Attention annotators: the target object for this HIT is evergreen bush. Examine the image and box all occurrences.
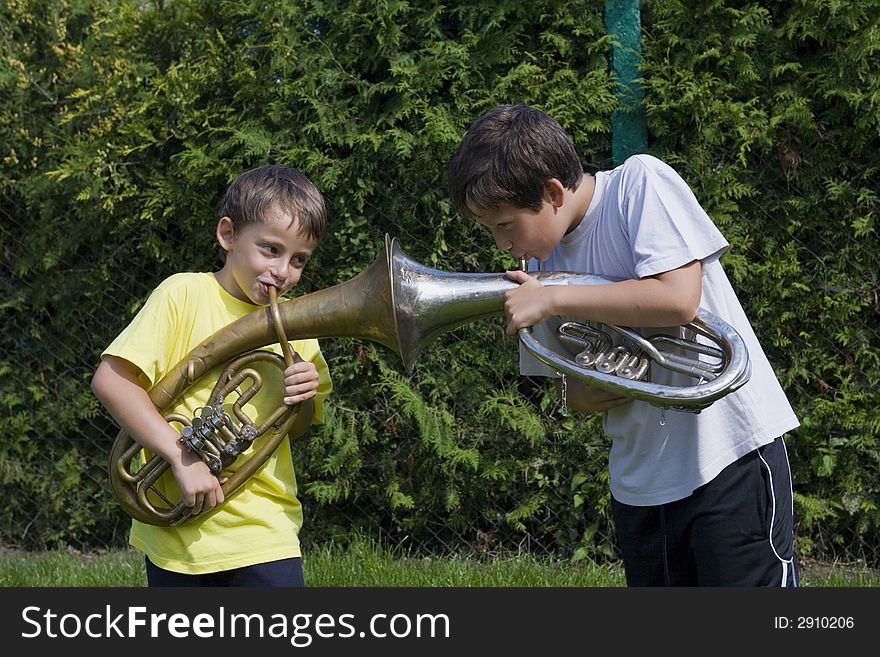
[1,0,877,565]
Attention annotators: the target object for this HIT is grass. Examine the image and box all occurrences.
[1,539,878,587]
[0,538,625,587]
[305,539,626,587]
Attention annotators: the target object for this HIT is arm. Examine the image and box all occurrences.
[509,260,703,414]
[502,259,703,336]
[92,355,225,513]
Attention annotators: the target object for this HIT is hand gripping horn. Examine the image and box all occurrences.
[109,234,750,524]
[108,287,307,526]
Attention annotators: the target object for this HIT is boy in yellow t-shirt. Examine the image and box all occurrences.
[92,165,332,586]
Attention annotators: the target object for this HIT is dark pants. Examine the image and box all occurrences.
[145,556,304,587]
[611,436,798,587]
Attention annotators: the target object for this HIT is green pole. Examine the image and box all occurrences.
[605,0,647,164]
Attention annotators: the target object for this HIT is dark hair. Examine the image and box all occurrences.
[219,164,327,242]
[448,104,583,217]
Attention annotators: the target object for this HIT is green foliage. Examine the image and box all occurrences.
[2,0,878,566]
[640,0,880,562]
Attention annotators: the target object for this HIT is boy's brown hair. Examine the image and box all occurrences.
[448,104,583,218]
[220,164,327,242]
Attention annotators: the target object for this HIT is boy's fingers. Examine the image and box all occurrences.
[504,269,530,284]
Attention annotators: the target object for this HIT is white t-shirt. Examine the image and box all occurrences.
[521,155,799,506]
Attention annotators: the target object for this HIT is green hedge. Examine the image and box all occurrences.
[1,0,877,564]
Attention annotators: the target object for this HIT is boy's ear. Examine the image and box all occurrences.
[544,178,566,208]
[216,216,235,251]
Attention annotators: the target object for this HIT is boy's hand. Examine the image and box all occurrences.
[282,358,319,405]
[559,376,630,413]
[170,449,226,515]
[503,269,552,335]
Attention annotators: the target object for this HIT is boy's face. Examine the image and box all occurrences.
[215,204,317,305]
[473,199,569,264]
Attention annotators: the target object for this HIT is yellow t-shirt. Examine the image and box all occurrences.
[103,272,332,574]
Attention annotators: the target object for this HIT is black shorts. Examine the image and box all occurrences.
[610,435,798,587]
[145,556,304,587]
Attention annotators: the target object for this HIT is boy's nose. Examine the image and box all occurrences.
[269,263,288,286]
[276,263,301,287]
[495,237,513,252]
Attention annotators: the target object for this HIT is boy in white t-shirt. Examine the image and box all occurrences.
[448,104,800,586]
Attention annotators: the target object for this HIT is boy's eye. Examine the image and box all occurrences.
[291,256,308,268]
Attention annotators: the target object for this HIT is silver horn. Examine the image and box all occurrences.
[387,238,750,413]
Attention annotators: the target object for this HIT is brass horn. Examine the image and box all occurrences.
[110,234,750,525]
[109,287,305,526]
